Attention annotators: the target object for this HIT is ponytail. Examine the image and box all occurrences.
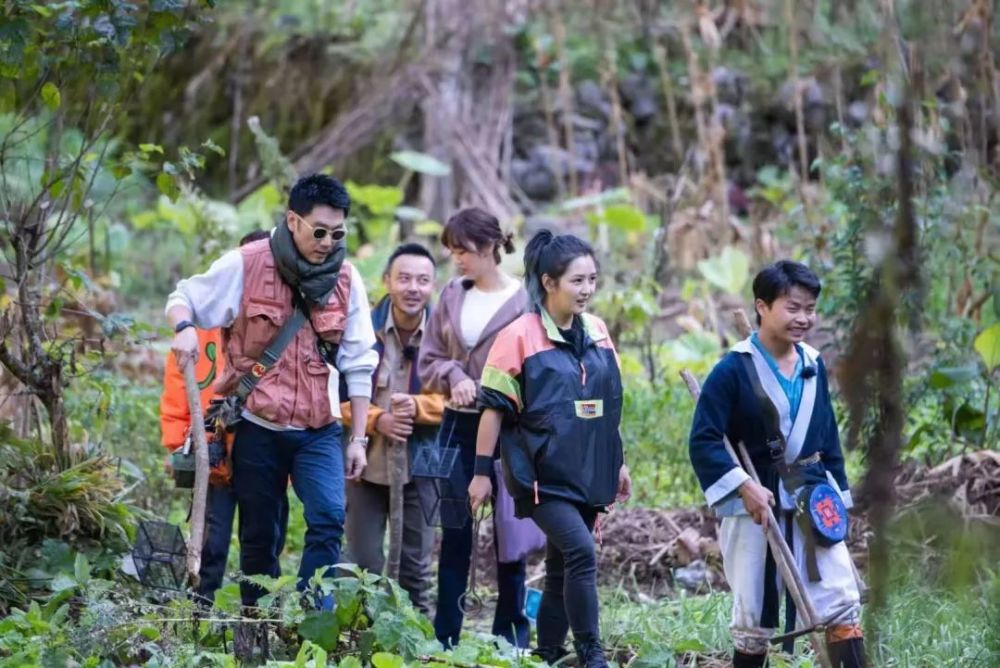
[523,229,597,306]
[501,231,516,256]
[524,230,555,305]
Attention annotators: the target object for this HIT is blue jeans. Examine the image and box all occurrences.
[433,410,530,648]
[196,482,289,603]
[232,420,346,607]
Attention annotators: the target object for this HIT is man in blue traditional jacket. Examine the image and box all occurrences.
[689,261,865,667]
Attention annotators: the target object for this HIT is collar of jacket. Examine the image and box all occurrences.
[537,306,607,345]
[370,295,429,396]
[371,295,430,338]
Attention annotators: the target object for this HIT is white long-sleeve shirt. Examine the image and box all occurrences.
[165,250,378,428]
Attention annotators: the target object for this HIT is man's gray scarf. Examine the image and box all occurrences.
[269,220,346,306]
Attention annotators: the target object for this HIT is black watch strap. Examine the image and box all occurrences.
[174,320,195,334]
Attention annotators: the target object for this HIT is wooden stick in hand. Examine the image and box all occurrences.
[181,360,210,589]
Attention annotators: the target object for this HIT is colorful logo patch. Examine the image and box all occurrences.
[574,400,604,419]
[250,362,267,378]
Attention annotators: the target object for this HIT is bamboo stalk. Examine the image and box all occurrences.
[652,40,684,163]
[783,0,810,183]
[553,12,578,197]
[181,360,210,588]
[603,45,630,191]
[536,24,566,201]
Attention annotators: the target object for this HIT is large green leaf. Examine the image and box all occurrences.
[974,323,1000,371]
[390,151,451,176]
[928,365,980,389]
[602,204,647,232]
[298,611,341,651]
[371,653,405,668]
[346,182,403,215]
[697,246,750,295]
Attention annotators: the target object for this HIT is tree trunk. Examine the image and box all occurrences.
[419,0,519,223]
[419,0,461,224]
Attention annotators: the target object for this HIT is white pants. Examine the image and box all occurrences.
[720,514,861,654]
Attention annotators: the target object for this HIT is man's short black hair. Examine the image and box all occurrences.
[288,173,350,217]
[384,242,436,275]
[752,260,822,324]
[239,229,270,246]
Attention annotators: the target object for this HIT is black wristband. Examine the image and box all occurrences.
[174,319,195,334]
[474,455,494,477]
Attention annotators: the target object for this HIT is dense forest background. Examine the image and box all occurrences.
[1,1,998,666]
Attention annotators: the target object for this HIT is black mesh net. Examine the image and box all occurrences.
[132,520,187,590]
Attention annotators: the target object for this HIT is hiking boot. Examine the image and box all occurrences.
[532,644,571,665]
[572,635,608,668]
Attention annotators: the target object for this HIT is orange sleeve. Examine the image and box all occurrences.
[159,329,225,449]
[340,400,384,436]
[413,391,445,426]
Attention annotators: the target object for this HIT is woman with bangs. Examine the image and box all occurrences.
[418,207,532,648]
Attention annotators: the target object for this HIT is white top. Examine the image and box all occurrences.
[459,279,521,349]
[165,249,379,430]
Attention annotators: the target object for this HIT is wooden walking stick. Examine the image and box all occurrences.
[385,393,414,581]
[679,369,833,667]
[731,308,868,601]
[181,358,210,588]
[386,440,405,581]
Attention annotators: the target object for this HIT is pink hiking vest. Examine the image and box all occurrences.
[215,238,352,428]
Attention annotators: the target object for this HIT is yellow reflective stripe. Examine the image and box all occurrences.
[481,366,523,410]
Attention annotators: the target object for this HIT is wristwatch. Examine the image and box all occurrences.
[349,435,369,449]
[174,319,195,334]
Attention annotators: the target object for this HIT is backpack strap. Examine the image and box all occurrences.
[738,353,787,467]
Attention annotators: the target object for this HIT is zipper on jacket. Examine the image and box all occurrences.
[580,361,587,386]
[533,480,540,505]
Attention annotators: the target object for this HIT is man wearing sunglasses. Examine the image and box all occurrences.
[165,174,378,617]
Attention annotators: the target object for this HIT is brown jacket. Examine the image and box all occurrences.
[417,277,530,394]
[340,306,445,484]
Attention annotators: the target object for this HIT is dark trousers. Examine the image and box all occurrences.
[531,499,600,647]
[196,481,289,603]
[232,420,345,607]
[433,409,530,648]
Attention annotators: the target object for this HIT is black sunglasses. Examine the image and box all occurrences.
[311,227,347,241]
[296,214,347,241]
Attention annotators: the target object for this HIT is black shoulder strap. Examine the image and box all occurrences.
[234,299,311,402]
[738,353,787,461]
